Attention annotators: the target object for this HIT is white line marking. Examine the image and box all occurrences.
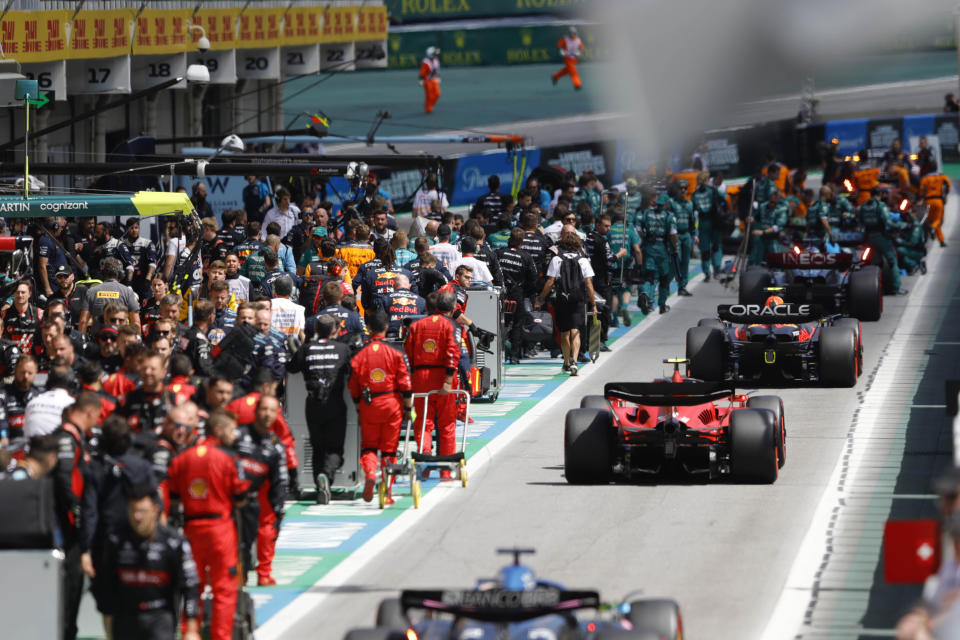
[744,76,958,106]
[254,279,705,640]
[760,201,957,640]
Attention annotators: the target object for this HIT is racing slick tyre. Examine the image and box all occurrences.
[738,267,771,305]
[729,409,778,483]
[848,266,882,321]
[627,599,683,640]
[375,598,407,630]
[835,318,863,375]
[819,326,858,387]
[686,327,724,382]
[747,396,786,468]
[564,408,614,484]
[697,318,725,331]
[343,630,406,640]
[580,395,610,410]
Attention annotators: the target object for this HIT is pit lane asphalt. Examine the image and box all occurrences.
[271,235,949,640]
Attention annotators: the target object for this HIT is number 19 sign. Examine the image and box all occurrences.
[190,51,238,85]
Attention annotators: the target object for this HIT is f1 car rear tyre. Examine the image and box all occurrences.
[834,318,863,375]
[375,598,407,630]
[697,318,725,331]
[343,630,406,640]
[747,396,786,468]
[819,326,858,387]
[739,267,771,305]
[581,395,609,410]
[848,266,882,321]
[627,599,683,640]
[729,409,778,483]
[564,408,613,484]
[686,327,724,382]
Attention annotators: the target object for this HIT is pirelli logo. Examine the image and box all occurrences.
[96,291,120,299]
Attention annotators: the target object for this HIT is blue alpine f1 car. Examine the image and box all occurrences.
[343,549,683,640]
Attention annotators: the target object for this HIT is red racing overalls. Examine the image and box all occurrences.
[167,438,249,640]
[404,314,460,463]
[348,336,412,484]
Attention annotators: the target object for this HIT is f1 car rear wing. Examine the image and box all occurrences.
[603,381,736,406]
[716,303,825,325]
[764,252,853,269]
[400,587,601,622]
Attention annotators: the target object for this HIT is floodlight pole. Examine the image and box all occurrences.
[23,94,29,199]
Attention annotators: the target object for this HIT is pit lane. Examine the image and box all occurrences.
[249,189,957,639]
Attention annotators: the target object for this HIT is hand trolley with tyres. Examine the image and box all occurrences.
[379,389,471,509]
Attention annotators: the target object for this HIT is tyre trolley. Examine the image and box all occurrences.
[378,389,471,509]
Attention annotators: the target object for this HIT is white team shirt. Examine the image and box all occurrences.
[270,296,305,336]
[428,241,461,274]
[456,256,494,283]
[24,388,75,437]
[546,253,595,280]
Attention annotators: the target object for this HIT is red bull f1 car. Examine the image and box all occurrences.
[564,360,786,485]
[739,247,883,321]
[685,303,862,387]
[344,548,683,640]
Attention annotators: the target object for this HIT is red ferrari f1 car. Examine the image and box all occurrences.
[564,360,785,484]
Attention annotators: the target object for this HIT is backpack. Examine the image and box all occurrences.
[555,253,585,306]
[211,321,260,377]
[299,275,328,315]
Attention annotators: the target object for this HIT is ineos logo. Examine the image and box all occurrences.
[780,252,838,266]
[727,304,810,317]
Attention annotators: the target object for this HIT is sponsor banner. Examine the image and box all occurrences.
[867,118,902,157]
[935,115,960,162]
[700,133,742,174]
[358,5,389,40]
[4,5,384,62]
[384,0,587,21]
[237,8,283,49]
[825,118,868,157]
[387,23,605,69]
[903,114,936,150]
[175,175,246,221]
[450,148,541,206]
[132,9,191,56]
[0,10,71,63]
[282,7,323,47]
[194,8,241,52]
[540,142,613,184]
[68,10,130,59]
[322,6,359,44]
